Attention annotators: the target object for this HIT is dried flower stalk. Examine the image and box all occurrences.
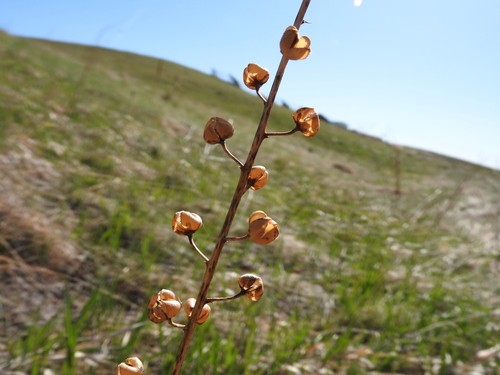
[170,1,313,374]
[115,1,316,373]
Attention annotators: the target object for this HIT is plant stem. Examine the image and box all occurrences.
[171,1,311,373]
[256,89,268,103]
[221,141,244,167]
[206,290,246,303]
[225,233,250,241]
[266,128,299,137]
[188,235,209,263]
[167,319,186,330]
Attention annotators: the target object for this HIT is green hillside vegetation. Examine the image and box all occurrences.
[1,31,499,374]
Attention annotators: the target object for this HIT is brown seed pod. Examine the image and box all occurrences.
[248,210,280,245]
[243,63,270,90]
[238,274,264,301]
[116,357,144,375]
[172,211,203,236]
[183,298,211,324]
[248,210,267,223]
[148,289,181,323]
[203,117,234,144]
[293,107,320,137]
[280,26,311,60]
[248,166,269,190]
[147,292,166,323]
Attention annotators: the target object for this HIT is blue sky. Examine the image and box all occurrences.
[1,0,499,169]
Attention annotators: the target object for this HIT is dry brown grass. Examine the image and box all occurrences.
[0,137,89,328]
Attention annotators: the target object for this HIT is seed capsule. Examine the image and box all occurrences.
[243,63,270,90]
[238,274,264,301]
[148,289,181,323]
[293,107,320,137]
[116,357,144,375]
[172,211,203,236]
[203,117,234,144]
[248,166,269,190]
[279,26,311,60]
[248,210,280,245]
[183,298,211,324]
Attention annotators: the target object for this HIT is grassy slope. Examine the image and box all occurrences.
[1,31,499,374]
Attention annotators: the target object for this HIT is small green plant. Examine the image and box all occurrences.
[116,1,319,374]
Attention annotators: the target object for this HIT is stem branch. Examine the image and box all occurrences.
[265,128,299,137]
[225,233,250,242]
[167,319,186,330]
[188,235,209,263]
[256,89,268,103]
[206,290,246,303]
[221,141,244,167]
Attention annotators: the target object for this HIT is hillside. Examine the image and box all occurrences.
[0,31,499,374]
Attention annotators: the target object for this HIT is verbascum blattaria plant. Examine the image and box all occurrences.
[116,1,319,373]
